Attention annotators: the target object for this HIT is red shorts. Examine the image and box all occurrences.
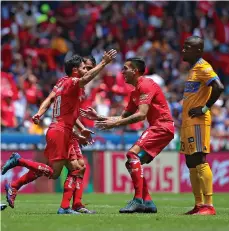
[68,135,83,160]
[136,122,174,158]
[44,128,71,162]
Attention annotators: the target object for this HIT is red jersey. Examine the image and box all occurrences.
[125,76,173,127]
[49,76,82,132]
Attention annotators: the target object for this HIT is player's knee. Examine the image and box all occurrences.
[51,171,61,180]
[125,161,130,169]
[79,164,86,175]
[126,151,139,161]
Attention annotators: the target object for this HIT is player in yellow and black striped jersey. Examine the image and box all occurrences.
[181,36,224,215]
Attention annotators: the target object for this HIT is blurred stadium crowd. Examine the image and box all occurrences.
[1,1,229,137]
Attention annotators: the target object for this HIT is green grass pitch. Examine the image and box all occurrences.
[1,193,229,231]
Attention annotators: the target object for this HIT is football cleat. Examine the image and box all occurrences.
[57,207,80,215]
[5,183,18,208]
[1,203,7,211]
[143,200,157,213]
[193,205,216,215]
[184,205,202,215]
[75,207,96,214]
[119,198,145,213]
[2,153,21,175]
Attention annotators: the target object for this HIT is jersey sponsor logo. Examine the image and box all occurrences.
[72,78,78,85]
[184,81,201,93]
[139,94,148,101]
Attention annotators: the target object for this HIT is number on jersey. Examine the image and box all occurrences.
[53,95,61,117]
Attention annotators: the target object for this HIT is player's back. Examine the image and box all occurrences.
[50,76,81,132]
[131,76,173,126]
[182,58,219,127]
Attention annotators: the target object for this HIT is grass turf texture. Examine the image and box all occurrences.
[1,193,229,231]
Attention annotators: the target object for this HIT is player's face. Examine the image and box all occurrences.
[84,59,95,71]
[182,41,199,62]
[122,61,136,84]
[76,62,87,77]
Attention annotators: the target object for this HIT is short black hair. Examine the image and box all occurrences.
[186,36,204,49]
[64,54,84,76]
[126,57,146,75]
[83,55,96,66]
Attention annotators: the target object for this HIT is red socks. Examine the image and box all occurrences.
[18,158,53,177]
[72,177,84,210]
[60,170,80,209]
[142,177,152,201]
[11,170,41,190]
[126,151,143,199]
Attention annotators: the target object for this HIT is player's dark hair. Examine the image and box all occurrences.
[186,36,204,49]
[64,54,84,76]
[126,57,146,75]
[83,55,96,66]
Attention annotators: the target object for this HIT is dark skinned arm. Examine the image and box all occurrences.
[188,79,224,118]
[205,79,224,108]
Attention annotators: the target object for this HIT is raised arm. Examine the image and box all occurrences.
[79,49,117,88]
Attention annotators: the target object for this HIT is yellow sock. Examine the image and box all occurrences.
[196,163,213,205]
[189,168,204,206]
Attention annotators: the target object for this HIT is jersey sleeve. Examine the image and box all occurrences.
[52,84,58,93]
[52,78,65,93]
[138,80,156,105]
[199,64,219,86]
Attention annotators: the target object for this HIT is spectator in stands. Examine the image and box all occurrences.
[1,1,228,135]
[1,90,17,132]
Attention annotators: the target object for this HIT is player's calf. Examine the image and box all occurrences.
[2,152,53,177]
[50,160,66,179]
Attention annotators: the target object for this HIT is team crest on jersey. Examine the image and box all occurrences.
[139,94,148,101]
[188,137,194,143]
[72,78,78,85]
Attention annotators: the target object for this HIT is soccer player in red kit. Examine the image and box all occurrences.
[2,50,117,214]
[80,57,175,213]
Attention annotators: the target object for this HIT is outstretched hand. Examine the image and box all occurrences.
[80,107,99,120]
[81,128,95,145]
[102,49,117,64]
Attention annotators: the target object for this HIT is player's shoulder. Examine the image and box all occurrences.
[138,76,157,87]
[56,76,68,85]
[194,59,214,72]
